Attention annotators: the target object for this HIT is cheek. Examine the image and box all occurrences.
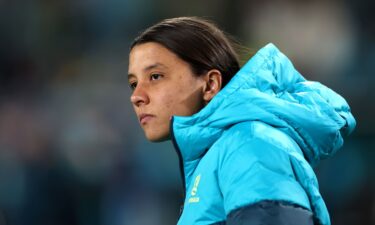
[154,88,181,117]
[162,93,177,115]
[164,88,203,116]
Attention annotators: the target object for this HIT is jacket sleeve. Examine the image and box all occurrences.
[218,135,315,224]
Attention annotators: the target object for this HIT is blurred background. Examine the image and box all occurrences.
[0,0,374,224]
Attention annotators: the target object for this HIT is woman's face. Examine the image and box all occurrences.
[128,42,207,142]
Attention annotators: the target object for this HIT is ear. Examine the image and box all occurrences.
[203,69,222,103]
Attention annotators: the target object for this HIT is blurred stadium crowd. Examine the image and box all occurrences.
[0,0,374,224]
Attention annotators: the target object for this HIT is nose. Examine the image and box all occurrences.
[130,84,149,107]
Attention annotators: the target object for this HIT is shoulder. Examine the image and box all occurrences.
[216,121,296,177]
[217,120,302,160]
[214,121,311,215]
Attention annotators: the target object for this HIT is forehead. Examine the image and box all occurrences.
[128,42,183,72]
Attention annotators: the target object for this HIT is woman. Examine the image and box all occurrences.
[127,17,356,225]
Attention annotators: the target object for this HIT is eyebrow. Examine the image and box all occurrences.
[128,63,168,79]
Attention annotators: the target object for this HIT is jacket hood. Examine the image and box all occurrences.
[172,43,356,167]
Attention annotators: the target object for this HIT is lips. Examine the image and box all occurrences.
[139,113,155,125]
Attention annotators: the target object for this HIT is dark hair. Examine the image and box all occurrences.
[130,17,241,88]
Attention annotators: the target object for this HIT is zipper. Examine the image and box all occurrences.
[170,117,186,218]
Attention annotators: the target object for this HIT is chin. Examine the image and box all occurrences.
[145,131,170,142]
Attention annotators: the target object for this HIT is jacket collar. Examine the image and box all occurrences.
[171,43,356,167]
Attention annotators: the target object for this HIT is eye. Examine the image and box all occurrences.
[129,81,137,90]
[150,73,162,81]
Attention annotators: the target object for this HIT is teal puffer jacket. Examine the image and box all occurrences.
[171,43,356,225]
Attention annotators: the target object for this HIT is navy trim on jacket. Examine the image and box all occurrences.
[210,200,315,225]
